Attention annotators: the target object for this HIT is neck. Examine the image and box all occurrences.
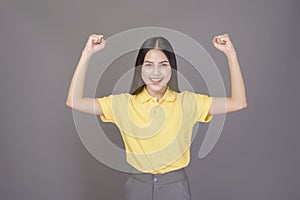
[145,85,167,102]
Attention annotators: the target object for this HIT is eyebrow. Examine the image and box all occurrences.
[144,60,169,63]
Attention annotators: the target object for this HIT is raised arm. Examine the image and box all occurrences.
[65,34,106,115]
[208,34,248,115]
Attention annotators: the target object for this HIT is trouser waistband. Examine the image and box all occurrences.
[130,168,187,185]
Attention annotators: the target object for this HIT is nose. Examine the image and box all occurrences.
[152,64,160,75]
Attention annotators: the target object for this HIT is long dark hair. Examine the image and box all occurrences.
[129,36,180,95]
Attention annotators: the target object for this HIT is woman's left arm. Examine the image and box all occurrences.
[209,33,248,115]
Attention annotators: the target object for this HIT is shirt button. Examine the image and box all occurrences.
[153,177,158,182]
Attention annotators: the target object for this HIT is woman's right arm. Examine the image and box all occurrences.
[65,34,106,115]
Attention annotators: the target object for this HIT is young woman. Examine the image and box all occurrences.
[66,33,247,200]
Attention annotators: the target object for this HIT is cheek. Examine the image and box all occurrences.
[143,67,152,74]
[163,68,172,78]
[161,67,170,74]
[141,67,150,81]
[144,68,152,74]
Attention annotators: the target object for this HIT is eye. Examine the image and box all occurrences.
[160,63,169,68]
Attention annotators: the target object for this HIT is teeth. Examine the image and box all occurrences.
[150,78,163,82]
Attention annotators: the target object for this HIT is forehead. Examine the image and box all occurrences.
[144,49,169,61]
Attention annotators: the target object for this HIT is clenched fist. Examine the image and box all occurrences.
[212,33,236,55]
[83,34,106,56]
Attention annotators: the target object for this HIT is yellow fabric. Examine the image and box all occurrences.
[97,86,213,174]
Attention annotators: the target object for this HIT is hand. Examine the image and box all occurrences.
[212,33,236,55]
[83,34,106,56]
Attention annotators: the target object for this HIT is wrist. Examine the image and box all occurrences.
[225,51,237,58]
[81,49,93,59]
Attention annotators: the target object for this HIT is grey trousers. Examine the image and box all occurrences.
[122,168,191,200]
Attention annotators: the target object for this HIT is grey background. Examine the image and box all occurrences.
[0,0,299,200]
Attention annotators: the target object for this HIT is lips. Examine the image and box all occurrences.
[149,77,164,85]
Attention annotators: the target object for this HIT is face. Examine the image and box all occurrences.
[141,49,172,93]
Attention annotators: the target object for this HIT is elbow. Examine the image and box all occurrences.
[65,100,73,108]
[237,101,248,110]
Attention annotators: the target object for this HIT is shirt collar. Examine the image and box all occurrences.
[138,86,176,103]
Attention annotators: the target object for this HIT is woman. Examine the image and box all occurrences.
[66,33,247,200]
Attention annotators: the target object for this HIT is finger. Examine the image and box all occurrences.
[96,35,106,43]
[216,36,225,44]
[92,37,103,44]
[90,34,104,43]
[218,35,231,44]
[212,35,227,45]
[212,39,222,47]
[212,36,219,43]
[218,34,230,41]
[100,36,105,42]
[90,36,99,44]
[219,33,229,37]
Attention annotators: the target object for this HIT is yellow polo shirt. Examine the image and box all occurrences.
[97,86,213,174]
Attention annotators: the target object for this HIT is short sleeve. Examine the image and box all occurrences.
[194,93,214,123]
[96,95,115,123]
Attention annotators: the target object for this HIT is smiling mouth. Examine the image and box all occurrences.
[149,78,164,83]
